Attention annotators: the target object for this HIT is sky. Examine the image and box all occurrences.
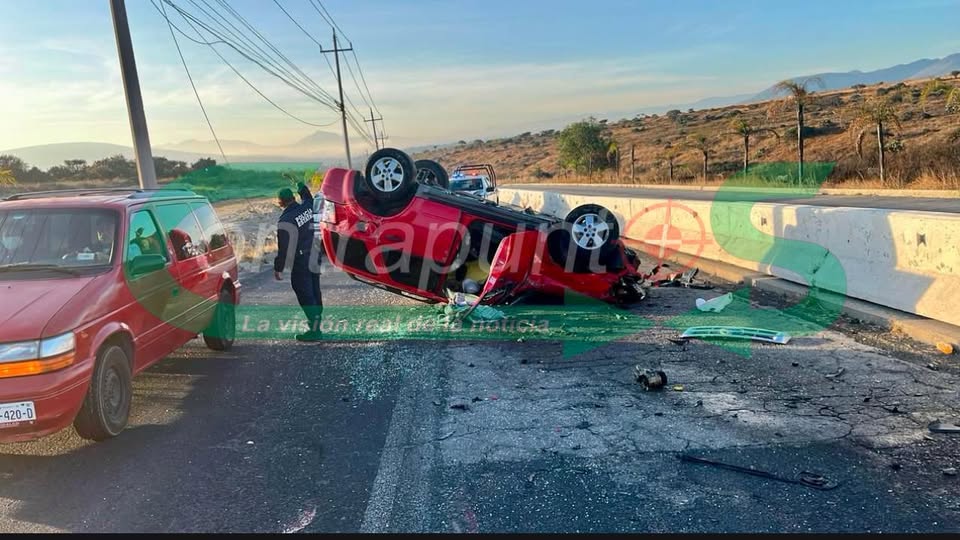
[0,0,958,158]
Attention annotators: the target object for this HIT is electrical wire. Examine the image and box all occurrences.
[160,0,228,165]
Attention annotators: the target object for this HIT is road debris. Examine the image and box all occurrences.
[672,385,685,392]
[281,506,317,534]
[678,454,839,491]
[825,367,846,379]
[928,420,960,434]
[437,430,456,441]
[944,467,958,476]
[633,366,668,390]
[937,342,955,355]
[450,403,470,411]
[680,326,791,344]
[696,293,733,313]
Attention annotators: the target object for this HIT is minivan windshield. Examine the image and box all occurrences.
[0,208,119,271]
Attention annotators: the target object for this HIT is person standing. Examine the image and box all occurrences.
[274,181,323,342]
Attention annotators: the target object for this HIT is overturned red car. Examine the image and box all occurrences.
[319,148,647,307]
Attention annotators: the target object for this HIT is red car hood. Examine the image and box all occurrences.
[0,277,95,342]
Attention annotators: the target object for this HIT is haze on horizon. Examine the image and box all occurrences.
[1,0,958,157]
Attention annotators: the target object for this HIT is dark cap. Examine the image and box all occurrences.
[277,187,294,202]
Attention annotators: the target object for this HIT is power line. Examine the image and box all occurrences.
[151,0,339,127]
[159,0,228,164]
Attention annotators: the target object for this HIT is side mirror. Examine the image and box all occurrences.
[486,185,496,193]
[127,254,166,276]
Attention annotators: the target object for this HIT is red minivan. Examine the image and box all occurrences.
[0,188,240,443]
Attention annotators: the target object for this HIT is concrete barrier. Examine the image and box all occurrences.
[500,187,960,328]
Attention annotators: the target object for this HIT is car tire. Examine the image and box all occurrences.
[203,288,236,351]
[74,344,132,441]
[549,204,621,273]
[363,148,417,203]
[415,159,449,188]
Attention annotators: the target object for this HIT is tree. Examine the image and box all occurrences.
[190,157,217,171]
[952,70,960,79]
[90,155,136,179]
[64,159,87,175]
[665,109,683,123]
[726,118,779,174]
[0,169,15,186]
[684,133,713,182]
[920,78,956,113]
[0,155,26,177]
[771,77,823,183]
[657,145,683,183]
[556,119,611,175]
[850,97,902,184]
[154,156,188,178]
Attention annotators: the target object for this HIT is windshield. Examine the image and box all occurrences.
[450,177,485,191]
[0,208,119,270]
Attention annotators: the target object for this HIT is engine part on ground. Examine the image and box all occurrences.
[678,454,839,491]
[634,367,667,390]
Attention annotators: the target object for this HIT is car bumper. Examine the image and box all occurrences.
[0,358,94,443]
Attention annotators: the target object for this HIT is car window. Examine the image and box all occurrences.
[125,209,168,263]
[0,208,118,268]
[155,202,208,261]
[190,202,228,251]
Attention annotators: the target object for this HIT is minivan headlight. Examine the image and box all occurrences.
[321,199,337,224]
[0,332,76,379]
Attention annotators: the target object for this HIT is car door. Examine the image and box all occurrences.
[154,202,214,336]
[122,207,182,367]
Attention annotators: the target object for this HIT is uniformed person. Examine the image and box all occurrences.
[274,181,323,342]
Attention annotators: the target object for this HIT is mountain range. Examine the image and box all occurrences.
[4,52,959,169]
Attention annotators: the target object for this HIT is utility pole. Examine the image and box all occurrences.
[364,108,384,150]
[110,0,157,188]
[630,144,635,183]
[320,32,354,169]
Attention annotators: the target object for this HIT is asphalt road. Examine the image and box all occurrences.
[2,261,960,533]
[506,185,960,214]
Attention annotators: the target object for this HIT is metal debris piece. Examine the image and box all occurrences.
[672,384,685,392]
[696,293,733,313]
[680,326,791,344]
[450,403,469,411]
[633,366,667,390]
[678,454,839,491]
[929,420,960,434]
[944,468,958,477]
[437,430,456,441]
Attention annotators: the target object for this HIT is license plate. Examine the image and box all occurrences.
[0,401,36,425]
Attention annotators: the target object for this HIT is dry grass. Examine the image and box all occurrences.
[414,77,960,191]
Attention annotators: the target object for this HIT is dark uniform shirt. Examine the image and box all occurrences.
[274,183,315,273]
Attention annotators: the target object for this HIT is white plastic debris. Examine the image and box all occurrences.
[696,292,733,313]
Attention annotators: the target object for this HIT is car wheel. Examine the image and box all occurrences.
[74,344,132,441]
[364,148,417,202]
[203,288,236,351]
[415,159,449,188]
[549,205,621,273]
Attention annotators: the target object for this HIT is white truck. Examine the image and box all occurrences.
[448,164,499,204]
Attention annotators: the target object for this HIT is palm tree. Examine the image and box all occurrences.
[685,133,712,183]
[920,78,956,113]
[771,77,823,184]
[0,169,15,186]
[850,97,902,184]
[657,145,683,183]
[726,118,780,174]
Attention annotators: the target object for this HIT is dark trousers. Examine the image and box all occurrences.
[291,260,322,331]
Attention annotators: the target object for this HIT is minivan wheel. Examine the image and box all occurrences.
[414,159,449,188]
[74,344,132,441]
[548,204,622,273]
[203,288,236,351]
[364,148,417,202]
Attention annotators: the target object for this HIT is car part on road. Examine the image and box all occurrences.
[678,454,839,491]
[634,366,667,390]
[363,148,417,202]
[565,204,620,251]
[928,420,960,434]
[414,159,449,189]
[203,288,237,351]
[825,367,846,379]
[680,326,792,344]
[936,342,955,355]
[696,292,733,313]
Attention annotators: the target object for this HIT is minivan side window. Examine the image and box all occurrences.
[126,210,168,262]
[190,202,228,251]
[155,203,207,261]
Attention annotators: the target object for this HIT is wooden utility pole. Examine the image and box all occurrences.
[630,144,635,183]
[320,32,354,168]
[110,0,157,188]
[364,108,384,150]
